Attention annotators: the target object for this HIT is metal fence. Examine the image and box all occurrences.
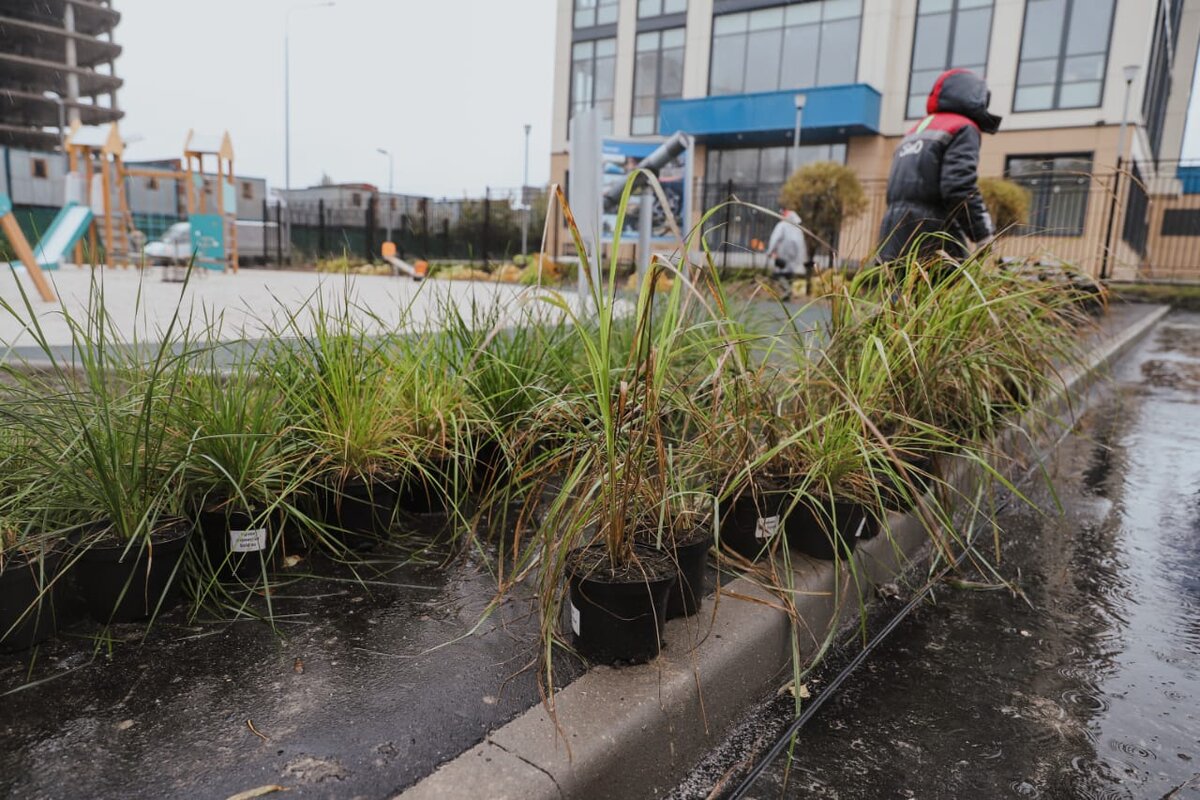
[264,186,550,267]
[695,163,1200,283]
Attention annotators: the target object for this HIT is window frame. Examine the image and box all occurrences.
[905,0,996,120]
[31,158,49,179]
[638,0,687,19]
[568,36,618,126]
[574,0,619,29]
[631,27,687,136]
[1013,0,1116,113]
[1004,151,1094,236]
[707,1,863,97]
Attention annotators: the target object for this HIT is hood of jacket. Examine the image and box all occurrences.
[926,69,1002,134]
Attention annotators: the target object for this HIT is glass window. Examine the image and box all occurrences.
[708,0,862,96]
[707,144,848,186]
[638,0,686,17]
[906,0,994,119]
[631,28,686,135]
[1014,0,1115,111]
[575,0,618,29]
[1006,154,1093,235]
[571,38,617,124]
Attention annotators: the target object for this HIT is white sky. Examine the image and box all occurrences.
[115,0,557,198]
[114,0,1200,194]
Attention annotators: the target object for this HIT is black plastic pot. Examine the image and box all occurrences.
[73,520,191,623]
[196,503,277,583]
[718,485,788,561]
[396,463,453,515]
[879,456,935,513]
[317,477,400,548]
[566,545,676,665]
[471,439,512,493]
[0,551,61,652]
[785,499,876,561]
[664,533,711,619]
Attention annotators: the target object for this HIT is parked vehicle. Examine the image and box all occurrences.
[142,221,278,266]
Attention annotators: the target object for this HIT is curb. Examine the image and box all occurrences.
[397,303,1170,800]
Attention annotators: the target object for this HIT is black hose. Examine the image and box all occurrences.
[723,541,972,800]
[723,402,1087,800]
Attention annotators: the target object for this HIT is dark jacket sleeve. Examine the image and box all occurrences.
[940,125,995,242]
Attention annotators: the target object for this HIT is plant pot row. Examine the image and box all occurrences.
[563,470,942,667]
[0,519,194,652]
[0,467,465,652]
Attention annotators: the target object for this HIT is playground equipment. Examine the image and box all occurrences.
[123,131,240,272]
[380,242,426,280]
[0,192,65,302]
[64,122,136,269]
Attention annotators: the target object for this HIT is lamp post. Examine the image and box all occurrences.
[1116,64,1141,164]
[792,93,807,173]
[377,147,394,243]
[521,124,532,257]
[284,0,335,262]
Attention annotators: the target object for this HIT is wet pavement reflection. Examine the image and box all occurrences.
[744,311,1200,799]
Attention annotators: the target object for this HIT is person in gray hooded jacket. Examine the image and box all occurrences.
[877,69,1002,264]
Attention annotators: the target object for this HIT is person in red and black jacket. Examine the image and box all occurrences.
[877,69,1002,264]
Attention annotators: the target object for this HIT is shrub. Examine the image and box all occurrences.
[779,161,868,255]
[978,177,1031,233]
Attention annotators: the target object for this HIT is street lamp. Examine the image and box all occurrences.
[377,147,394,243]
[1116,64,1140,165]
[521,124,532,257]
[792,94,807,174]
[284,1,335,215]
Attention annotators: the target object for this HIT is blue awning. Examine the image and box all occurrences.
[659,83,881,147]
[1178,165,1200,194]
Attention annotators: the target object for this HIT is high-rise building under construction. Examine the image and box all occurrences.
[0,0,123,150]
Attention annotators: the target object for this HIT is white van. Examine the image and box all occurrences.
[142,221,278,265]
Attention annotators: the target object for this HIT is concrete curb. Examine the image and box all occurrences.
[398,303,1170,800]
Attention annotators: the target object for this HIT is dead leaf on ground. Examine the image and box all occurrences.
[224,786,288,800]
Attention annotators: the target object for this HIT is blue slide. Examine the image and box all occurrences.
[30,202,94,270]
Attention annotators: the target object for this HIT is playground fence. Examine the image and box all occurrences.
[268,186,550,267]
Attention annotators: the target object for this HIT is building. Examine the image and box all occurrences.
[0,0,123,150]
[551,0,1200,278]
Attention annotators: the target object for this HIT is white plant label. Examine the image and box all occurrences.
[570,602,581,636]
[756,515,781,541]
[230,528,267,554]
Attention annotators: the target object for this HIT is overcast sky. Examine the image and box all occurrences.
[116,0,557,198]
[115,1,1200,195]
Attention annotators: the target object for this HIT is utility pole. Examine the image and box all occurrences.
[377,147,394,243]
[284,1,335,263]
[521,124,532,257]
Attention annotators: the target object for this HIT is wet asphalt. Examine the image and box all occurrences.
[677,310,1200,799]
[0,532,585,799]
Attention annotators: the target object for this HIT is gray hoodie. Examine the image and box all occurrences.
[768,211,808,274]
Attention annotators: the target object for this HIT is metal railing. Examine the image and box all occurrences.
[263,186,550,267]
[695,165,1200,283]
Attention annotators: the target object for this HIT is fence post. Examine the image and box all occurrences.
[318,199,326,259]
[442,218,451,259]
[420,198,430,259]
[275,202,284,268]
[366,194,377,262]
[722,179,733,271]
[262,199,269,266]
[1099,157,1124,281]
[482,187,491,268]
